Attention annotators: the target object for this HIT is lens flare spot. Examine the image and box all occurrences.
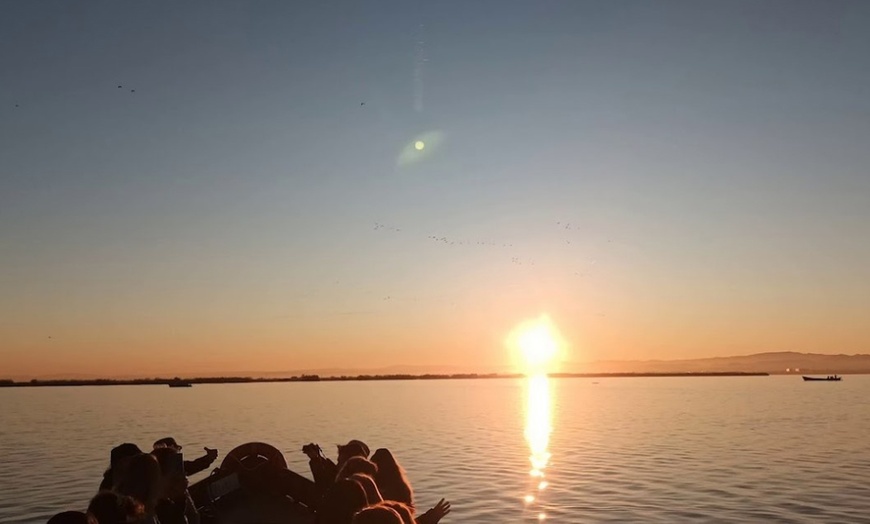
[396,130,444,167]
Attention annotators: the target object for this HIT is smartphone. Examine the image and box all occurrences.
[303,443,324,459]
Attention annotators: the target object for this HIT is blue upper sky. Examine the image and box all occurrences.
[2,1,870,377]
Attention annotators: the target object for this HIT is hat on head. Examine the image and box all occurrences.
[337,439,370,458]
[151,446,182,475]
[110,443,142,468]
[153,437,181,451]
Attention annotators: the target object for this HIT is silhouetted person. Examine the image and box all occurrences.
[371,449,451,524]
[113,453,162,523]
[336,457,378,480]
[153,437,218,476]
[306,439,369,497]
[304,443,338,497]
[338,439,370,468]
[152,447,199,524]
[349,473,383,505]
[99,443,142,491]
[318,478,367,524]
[380,502,414,524]
[370,449,413,507]
[87,491,144,524]
[46,511,88,524]
[352,505,403,524]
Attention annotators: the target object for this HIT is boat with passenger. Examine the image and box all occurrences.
[802,375,841,381]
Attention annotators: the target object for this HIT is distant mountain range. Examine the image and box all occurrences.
[568,351,870,375]
[11,352,870,381]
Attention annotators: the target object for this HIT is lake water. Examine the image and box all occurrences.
[2,376,870,523]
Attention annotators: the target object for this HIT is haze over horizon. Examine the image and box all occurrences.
[3,1,870,379]
[8,350,870,382]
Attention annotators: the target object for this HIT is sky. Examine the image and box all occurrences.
[2,1,870,379]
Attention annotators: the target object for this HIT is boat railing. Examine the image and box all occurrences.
[206,471,242,503]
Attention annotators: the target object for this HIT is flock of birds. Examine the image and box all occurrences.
[11,82,611,323]
[358,219,616,318]
[11,83,369,111]
[371,220,613,270]
[425,235,513,248]
[12,83,138,109]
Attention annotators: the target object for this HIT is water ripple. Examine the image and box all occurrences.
[2,377,870,522]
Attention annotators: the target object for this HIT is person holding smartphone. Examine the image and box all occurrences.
[152,447,199,524]
[303,439,370,498]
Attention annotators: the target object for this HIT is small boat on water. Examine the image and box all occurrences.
[802,375,841,381]
[189,442,316,523]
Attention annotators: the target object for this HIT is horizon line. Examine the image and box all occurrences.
[32,371,870,388]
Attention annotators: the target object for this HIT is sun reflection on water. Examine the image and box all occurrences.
[524,373,552,517]
[509,314,564,519]
[507,314,565,521]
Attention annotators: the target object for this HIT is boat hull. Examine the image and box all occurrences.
[802,376,841,381]
[189,442,316,524]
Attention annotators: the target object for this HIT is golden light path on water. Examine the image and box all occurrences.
[525,373,552,521]
[507,315,564,521]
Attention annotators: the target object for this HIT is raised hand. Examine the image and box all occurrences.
[303,443,324,460]
[204,447,218,460]
[417,498,451,524]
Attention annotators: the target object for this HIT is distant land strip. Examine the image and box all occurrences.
[0,371,772,387]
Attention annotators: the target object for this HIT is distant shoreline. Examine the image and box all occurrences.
[0,371,775,388]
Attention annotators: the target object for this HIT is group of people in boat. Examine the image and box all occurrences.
[47,437,219,524]
[45,437,450,524]
[304,439,451,524]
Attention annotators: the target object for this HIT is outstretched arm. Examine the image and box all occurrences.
[184,447,219,476]
[416,498,451,524]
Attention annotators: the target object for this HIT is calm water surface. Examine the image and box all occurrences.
[2,376,870,523]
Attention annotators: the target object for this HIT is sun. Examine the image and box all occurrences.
[518,324,557,368]
[414,140,425,150]
[507,315,565,375]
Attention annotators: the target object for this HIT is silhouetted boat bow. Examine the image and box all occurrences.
[189,442,315,523]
